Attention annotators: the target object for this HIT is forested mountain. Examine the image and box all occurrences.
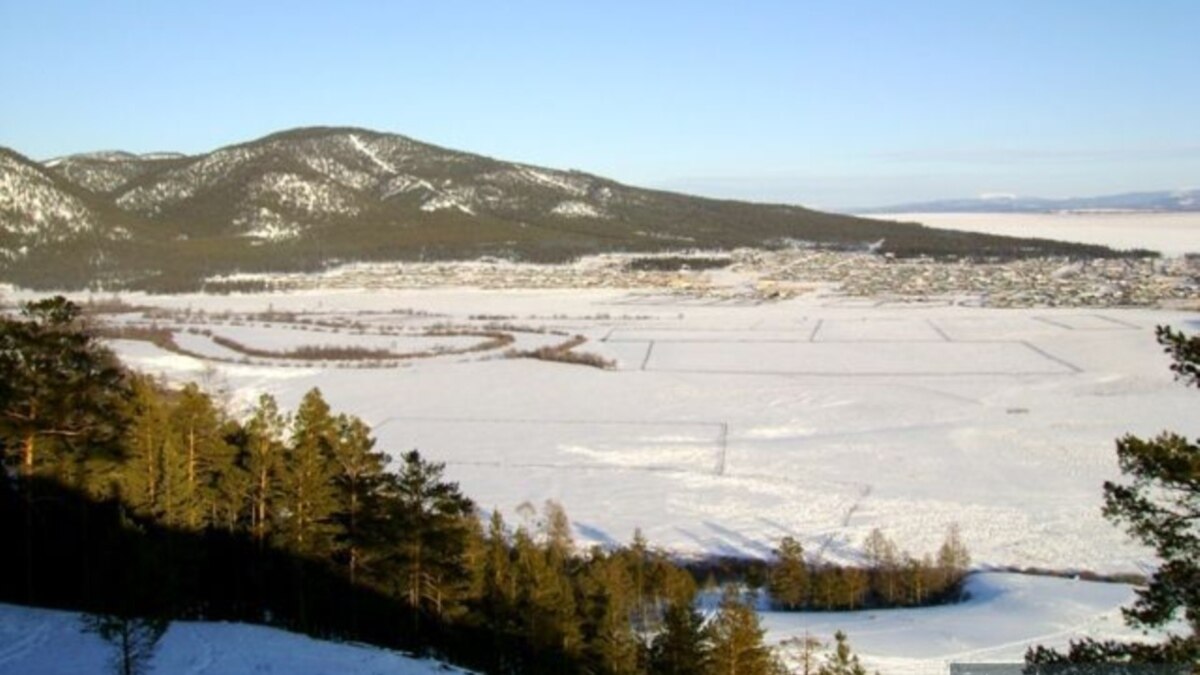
[1,127,1125,290]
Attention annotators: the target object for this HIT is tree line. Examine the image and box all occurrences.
[767,527,969,612]
[3,296,963,673]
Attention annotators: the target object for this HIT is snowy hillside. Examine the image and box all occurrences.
[0,602,471,675]
[0,150,102,262]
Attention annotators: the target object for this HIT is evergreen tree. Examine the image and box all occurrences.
[768,536,809,609]
[0,296,129,482]
[816,630,869,675]
[211,422,252,533]
[378,449,475,618]
[459,510,488,609]
[81,613,170,675]
[706,585,784,675]
[649,599,710,675]
[329,413,388,583]
[481,509,516,632]
[167,383,231,530]
[242,393,287,545]
[1158,324,1200,387]
[118,374,172,518]
[1028,325,1200,667]
[624,528,656,638]
[578,552,641,675]
[281,388,340,555]
[512,524,581,657]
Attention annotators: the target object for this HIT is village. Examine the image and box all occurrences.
[211,248,1200,309]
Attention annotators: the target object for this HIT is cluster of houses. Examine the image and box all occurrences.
[210,249,1200,309]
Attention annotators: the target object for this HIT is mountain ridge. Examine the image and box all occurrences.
[1,126,1134,291]
[853,189,1200,215]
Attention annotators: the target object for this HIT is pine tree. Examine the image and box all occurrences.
[81,613,170,675]
[0,296,129,482]
[329,413,388,582]
[816,630,869,675]
[624,528,656,638]
[482,509,516,632]
[281,388,340,555]
[649,599,710,675]
[207,412,251,533]
[706,585,784,675]
[167,383,231,530]
[512,525,580,657]
[578,552,641,675]
[243,393,287,545]
[768,536,809,609]
[118,375,171,518]
[379,449,475,618]
[1028,325,1200,666]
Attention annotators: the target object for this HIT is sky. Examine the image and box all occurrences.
[1,0,1197,209]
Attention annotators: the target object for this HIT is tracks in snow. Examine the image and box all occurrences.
[0,618,51,668]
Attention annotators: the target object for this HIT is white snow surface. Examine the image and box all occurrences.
[421,191,476,215]
[868,212,1200,257]
[0,602,472,675]
[552,200,607,218]
[348,133,398,174]
[515,167,589,196]
[37,288,1198,575]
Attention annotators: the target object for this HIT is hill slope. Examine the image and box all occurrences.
[0,602,473,675]
[2,127,1127,290]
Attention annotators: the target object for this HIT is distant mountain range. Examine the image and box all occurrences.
[855,189,1200,215]
[1,127,1127,291]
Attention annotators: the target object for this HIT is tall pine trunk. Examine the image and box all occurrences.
[21,432,35,477]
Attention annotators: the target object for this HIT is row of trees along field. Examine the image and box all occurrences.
[2,296,966,674]
[768,526,969,612]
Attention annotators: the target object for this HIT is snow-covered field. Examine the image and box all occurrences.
[53,287,1195,576]
[867,211,1200,256]
[0,603,469,675]
[6,283,1196,673]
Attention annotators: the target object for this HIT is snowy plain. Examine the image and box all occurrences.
[867,212,1200,257]
[64,287,1197,576]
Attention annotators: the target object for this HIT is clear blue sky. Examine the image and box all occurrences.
[2,0,1197,208]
